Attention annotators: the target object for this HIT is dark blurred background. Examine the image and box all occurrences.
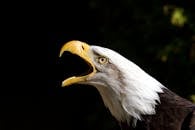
[2,0,195,130]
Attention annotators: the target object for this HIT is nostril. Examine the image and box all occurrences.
[82,45,84,50]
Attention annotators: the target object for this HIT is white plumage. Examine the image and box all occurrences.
[85,45,165,125]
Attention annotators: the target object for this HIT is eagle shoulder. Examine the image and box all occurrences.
[189,110,195,130]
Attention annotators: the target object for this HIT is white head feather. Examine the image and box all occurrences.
[85,45,165,125]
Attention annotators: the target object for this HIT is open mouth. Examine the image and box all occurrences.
[59,51,94,84]
[59,40,96,87]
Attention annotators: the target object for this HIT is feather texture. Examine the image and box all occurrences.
[89,46,164,125]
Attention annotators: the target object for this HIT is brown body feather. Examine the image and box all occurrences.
[121,88,195,130]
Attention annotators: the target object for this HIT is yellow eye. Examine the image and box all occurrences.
[98,57,108,64]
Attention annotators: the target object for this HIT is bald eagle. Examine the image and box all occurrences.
[59,40,195,130]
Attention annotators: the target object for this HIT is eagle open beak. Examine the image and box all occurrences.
[59,40,96,87]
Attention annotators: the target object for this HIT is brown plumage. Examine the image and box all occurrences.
[121,88,195,130]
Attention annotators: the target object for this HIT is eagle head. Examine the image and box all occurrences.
[59,40,164,125]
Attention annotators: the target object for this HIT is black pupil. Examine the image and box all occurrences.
[100,57,105,63]
[58,52,93,81]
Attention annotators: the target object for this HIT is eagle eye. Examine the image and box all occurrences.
[98,56,108,64]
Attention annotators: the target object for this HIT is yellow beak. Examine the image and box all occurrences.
[59,40,96,87]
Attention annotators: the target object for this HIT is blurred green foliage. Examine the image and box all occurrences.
[170,7,187,27]
[191,95,195,102]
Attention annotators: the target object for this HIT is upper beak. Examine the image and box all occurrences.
[59,40,96,87]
